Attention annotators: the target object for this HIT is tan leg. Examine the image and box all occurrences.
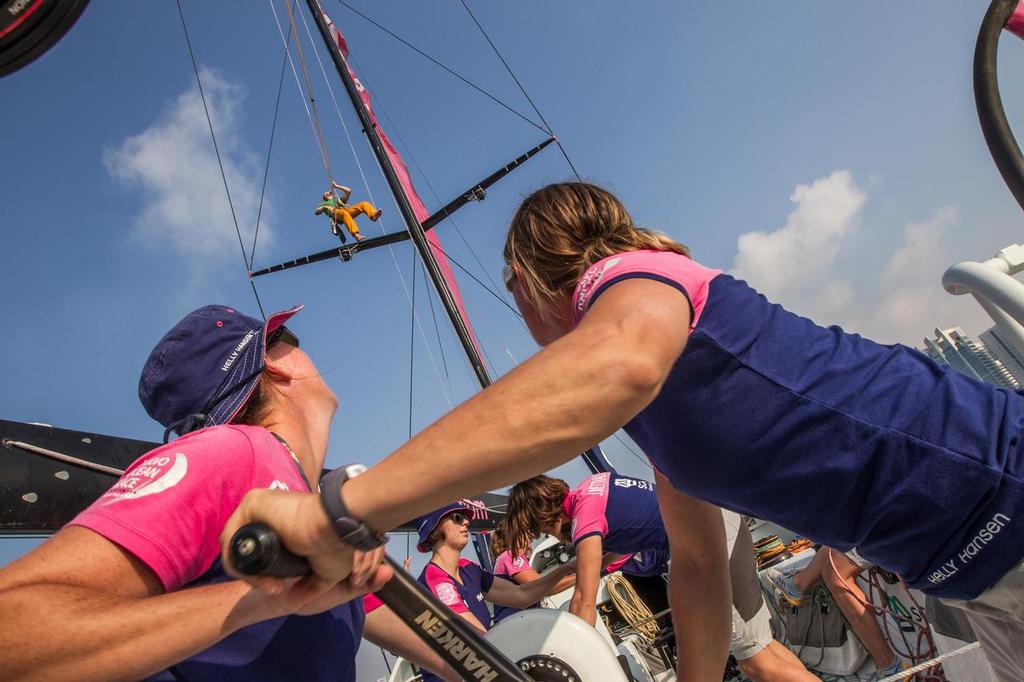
[822,549,896,669]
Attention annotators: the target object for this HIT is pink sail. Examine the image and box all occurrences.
[325,14,485,360]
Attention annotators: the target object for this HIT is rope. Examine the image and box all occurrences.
[267,0,333,189]
[426,242,523,319]
[459,0,582,181]
[421,260,451,385]
[605,573,659,642]
[267,0,455,407]
[250,3,293,267]
[2,439,124,477]
[877,642,982,682]
[408,252,417,440]
[292,9,456,409]
[281,0,335,185]
[175,0,266,319]
[365,86,517,312]
[333,0,546,134]
[612,432,654,472]
[824,548,943,671]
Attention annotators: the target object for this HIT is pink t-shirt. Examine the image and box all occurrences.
[69,425,310,592]
[571,249,721,329]
[564,472,612,544]
[493,550,532,578]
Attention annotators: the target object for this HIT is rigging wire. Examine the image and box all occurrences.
[432,241,524,319]
[175,0,267,319]
[291,5,456,408]
[250,2,294,267]
[408,253,417,440]
[334,0,547,135]
[268,0,335,186]
[282,0,336,185]
[420,259,451,385]
[459,0,582,181]
[612,432,654,472]
[339,51,532,377]
[359,75,517,311]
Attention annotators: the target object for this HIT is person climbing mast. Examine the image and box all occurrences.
[314,180,381,242]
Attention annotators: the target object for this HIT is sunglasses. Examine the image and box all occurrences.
[502,264,515,291]
[446,511,469,526]
[268,325,300,349]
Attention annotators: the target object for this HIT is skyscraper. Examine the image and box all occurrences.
[979,326,1024,386]
[921,327,1021,389]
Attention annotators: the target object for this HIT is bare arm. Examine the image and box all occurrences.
[568,535,603,626]
[0,526,384,682]
[364,605,460,682]
[510,566,577,594]
[222,280,690,588]
[655,470,731,682]
[347,279,690,529]
[485,560,576,608]
[331,182,352,203]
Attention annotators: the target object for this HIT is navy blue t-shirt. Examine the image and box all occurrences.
[572,251,1024,600]
[565,472,670,558]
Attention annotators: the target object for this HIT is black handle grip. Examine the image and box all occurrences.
[230,522,312,577]
[228,522,532,682]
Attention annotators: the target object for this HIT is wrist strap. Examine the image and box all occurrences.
[319,466,388,551]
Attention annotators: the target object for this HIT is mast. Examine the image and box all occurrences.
[305,0,490,388]
[305,1,609,474]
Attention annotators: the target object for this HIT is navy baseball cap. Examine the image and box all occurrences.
[415,502,472,553]
[139,304,302,440]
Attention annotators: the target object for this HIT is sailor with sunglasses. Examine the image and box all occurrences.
[0,304,460,681]
[414,502,576,681]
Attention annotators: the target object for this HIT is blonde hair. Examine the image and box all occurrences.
[503,182,689,320]
[504,475,571,555]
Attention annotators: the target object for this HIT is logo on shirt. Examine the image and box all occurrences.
[614,477,654,491]
[436,582,462,607]
[102,453,188,505]
[269,480,290,491]
[584,473,610,496]
[512,556,525,569]
[575,257,622,315]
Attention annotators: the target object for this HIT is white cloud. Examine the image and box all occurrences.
[104,68,273,264]
[732,170,866,300]
[730,172,993,346]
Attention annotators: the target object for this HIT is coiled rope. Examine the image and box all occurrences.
[605,573,659,642]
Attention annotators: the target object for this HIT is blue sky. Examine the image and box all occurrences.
[3,0,1024,642]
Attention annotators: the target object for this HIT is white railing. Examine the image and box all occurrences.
[943,244,1024,356]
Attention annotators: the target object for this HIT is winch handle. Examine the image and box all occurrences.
[229,522,532,682]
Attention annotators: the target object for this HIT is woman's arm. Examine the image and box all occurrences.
[331,182,352,203]
[567,536,603,626]
[345,279,691,529]
[510,566,577,594]
[0,526,384,682]
[485,560,576,609]
[222,279,691,588]
[654,470,731,682]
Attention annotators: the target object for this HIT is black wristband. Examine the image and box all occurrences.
[319,465,388,551]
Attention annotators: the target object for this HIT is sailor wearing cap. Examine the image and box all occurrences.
[0,304,458,681]
[413,502,576,681]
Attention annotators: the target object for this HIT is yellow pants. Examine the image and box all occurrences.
[328,201,378,238]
